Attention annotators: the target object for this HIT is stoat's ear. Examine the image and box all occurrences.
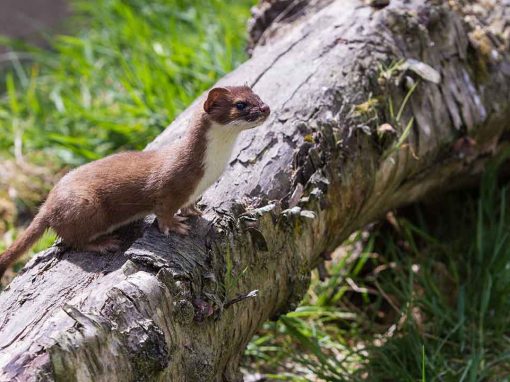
[204,87,230,113]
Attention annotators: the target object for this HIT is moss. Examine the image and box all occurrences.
[173,299,195,325]
[466,43,490,85]
[124,321,169,379]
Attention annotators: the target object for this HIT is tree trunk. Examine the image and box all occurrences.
[1,0,510,380]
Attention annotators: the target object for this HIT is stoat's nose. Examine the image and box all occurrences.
[260,104,270,116]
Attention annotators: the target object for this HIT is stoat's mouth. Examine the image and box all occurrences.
[245,113,269,123]
[245,114,260,122]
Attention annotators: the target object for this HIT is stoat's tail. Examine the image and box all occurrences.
[0,212,49,279]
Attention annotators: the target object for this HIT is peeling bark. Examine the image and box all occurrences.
[1,0,510,381]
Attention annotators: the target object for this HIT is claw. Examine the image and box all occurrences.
[180,204,203,218]
[158,217,190,236]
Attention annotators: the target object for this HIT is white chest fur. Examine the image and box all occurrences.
[186,123,240,205]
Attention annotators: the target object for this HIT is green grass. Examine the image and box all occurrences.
[244,163,510,381]
[0,0,254,166]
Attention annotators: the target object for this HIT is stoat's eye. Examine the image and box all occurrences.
[235,102,247,111]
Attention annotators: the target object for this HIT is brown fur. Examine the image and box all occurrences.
[206,86,270,125]
[0,86,269,278]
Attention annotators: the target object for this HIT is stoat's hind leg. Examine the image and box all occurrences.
[82,235,122,254]
[179,204,202,218]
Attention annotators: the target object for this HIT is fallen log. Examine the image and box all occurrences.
[1,0,509,380]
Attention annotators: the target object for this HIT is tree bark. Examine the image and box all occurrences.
[1,0,510,380]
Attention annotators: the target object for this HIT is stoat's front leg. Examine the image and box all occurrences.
[155,206,190,236]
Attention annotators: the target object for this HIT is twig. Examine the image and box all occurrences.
[224,289,259,309]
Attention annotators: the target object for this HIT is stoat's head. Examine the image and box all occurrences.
[203,85,270,130]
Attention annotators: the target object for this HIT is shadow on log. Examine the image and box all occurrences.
[1,0,510,380]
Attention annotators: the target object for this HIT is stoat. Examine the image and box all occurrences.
[0,86,270,277]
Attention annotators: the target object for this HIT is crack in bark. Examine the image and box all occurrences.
[250,30,311,87]
[280,70,317,110]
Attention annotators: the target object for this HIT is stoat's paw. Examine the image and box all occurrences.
[84,236,122,254]
[158,217,190,236]
[179,204,203,218]
[172,221,191,236]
